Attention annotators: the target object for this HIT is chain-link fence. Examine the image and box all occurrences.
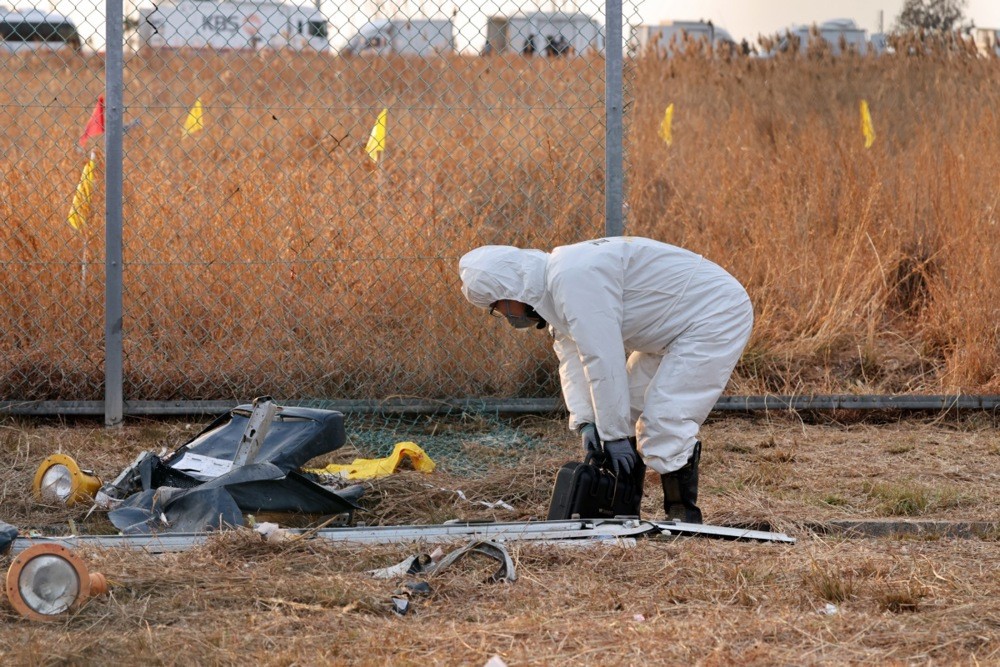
[7,5,1000,430]
[0,0,647,421]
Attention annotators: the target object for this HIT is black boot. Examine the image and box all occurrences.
[660,441,702,524]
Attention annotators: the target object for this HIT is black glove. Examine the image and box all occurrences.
[602,438,637,477]
[579,423,600,455]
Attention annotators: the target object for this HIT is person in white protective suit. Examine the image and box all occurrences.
[458,236,753,523]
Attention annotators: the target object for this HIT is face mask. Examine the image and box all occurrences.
[491,301,547,330]
[505,314,538,329]
[507,304,547,330]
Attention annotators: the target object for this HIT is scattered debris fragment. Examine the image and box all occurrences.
[369,539,516,583]
[255,522,292,543]
[431,486,515,511]
[389,580,433,616]
[402,581,431,595]
[369,553,437,580]
[372,541,514,616]
[390,595,410,615]
[434,540,517,583]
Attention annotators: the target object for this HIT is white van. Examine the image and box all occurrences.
[483,11,604,56]
[341,18,454,56]
[973,28,1000,57]
[0,9,81,53]
[782,18,869,56]
[631,20,736,57]
[135,0,329,51]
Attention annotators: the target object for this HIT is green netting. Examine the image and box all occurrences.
[342,408,549,477]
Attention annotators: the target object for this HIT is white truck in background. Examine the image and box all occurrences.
[781,18,870,56]
[0,8,81,52]
[482,11,604,56]
[133,0,330,51]
[972,28,1000,57]
[340,18,455,56]
[631,20,736,56]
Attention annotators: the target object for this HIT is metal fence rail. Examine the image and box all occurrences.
[4,395,1000,418]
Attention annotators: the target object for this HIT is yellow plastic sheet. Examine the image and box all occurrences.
[306,441,435,480]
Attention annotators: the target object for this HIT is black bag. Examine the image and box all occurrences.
[546,451,645,520]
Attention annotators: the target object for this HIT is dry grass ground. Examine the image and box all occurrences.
[0,412,998,664]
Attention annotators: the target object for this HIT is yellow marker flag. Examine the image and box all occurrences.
[67,157,96,231]
[658,103,674,146]
[182,98,204,136]
[365,107,387,163]
[860,99,875,149]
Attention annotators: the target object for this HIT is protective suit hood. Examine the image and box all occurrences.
[458,246,550,309]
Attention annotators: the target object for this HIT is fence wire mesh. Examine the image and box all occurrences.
[343,407,546,477]
[0,0,645,412]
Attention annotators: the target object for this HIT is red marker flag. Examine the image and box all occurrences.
[79,95,105,147]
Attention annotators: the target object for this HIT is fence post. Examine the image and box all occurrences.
[105,0,125,426]
[605,0,624,237]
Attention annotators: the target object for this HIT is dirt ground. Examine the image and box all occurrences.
[0,411,998,665]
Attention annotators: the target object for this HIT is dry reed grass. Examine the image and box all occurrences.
[1,411,999,663]
[1,50,1000,401]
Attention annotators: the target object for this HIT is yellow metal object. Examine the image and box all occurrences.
[31,454,102,507]
[306,441,436,480]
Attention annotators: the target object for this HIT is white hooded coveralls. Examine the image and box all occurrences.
[459,237,753,474]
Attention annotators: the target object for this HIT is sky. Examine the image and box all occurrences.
[40,0,1000,52]
[635,0,1000,44]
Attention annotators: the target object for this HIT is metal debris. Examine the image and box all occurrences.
[432,540,516,583]
[10,518,795,555]
[95,399,359,533]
